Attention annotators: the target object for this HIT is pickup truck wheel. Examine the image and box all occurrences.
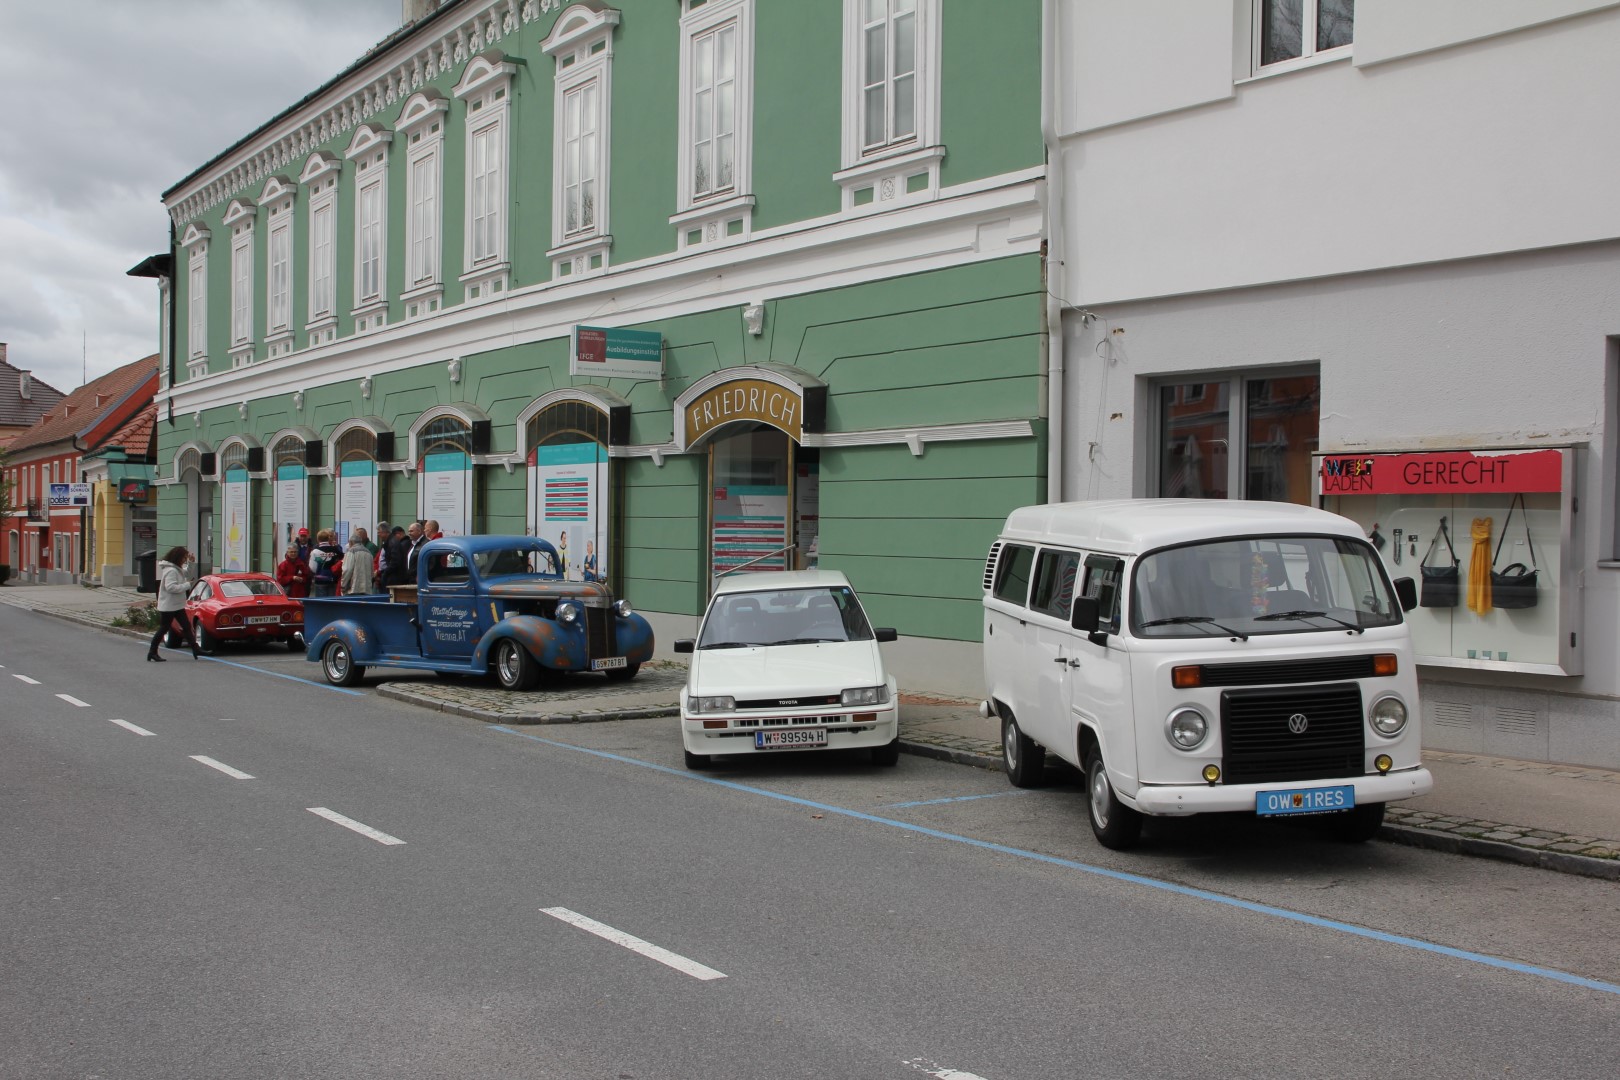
[1002,713,1045,788]
[683,750,712,770]
[1086,751,1143,850]
[322,640,364,687]
[194,620,217,656]
[493,639,540,691]
[1326,801,1386,843]
[603,663,640,682]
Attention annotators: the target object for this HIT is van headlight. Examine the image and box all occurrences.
[1165,707,1209,750]
[556,602,581,624]
[841,685,889,707]
[688,695,735,713]
[1369,695,1408,736]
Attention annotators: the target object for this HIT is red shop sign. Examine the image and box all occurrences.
[1319,449,1563,496]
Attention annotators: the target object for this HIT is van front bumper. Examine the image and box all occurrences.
[1124,766,1434,816]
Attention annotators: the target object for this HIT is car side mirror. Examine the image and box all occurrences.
[673,638,695,654]
[1072,596,1100,632]
[1394,577,1418,613]
[874,627,897,643]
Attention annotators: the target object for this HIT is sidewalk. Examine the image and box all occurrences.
[4,580,1617,880]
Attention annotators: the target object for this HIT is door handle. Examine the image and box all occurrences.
[1053,656,1081,668]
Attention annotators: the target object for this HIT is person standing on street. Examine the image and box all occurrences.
[384,524,413,587]
[276,543,311,598]
[403,520,427,581]
[341,531,376,596]
[309,529,344,597]
[147,546,200,662]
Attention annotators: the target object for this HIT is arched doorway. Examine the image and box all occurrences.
[217,441,253,572]
[415,414,474,536]
[270,434,308,555]
[176,445,213,575]
[526,398,611,583]
[333,425,381,544]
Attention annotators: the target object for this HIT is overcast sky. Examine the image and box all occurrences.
[0,0,405,396]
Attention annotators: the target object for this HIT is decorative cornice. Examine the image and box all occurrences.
[167,0,574,227]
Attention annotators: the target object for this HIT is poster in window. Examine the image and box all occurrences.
[222,465,251,572]
[527,443,608,581]
[419,450,471,537]
[712,484,788,574]
[274,463,307,554]
[337,460,377,547]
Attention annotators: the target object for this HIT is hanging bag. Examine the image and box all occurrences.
[1420,516,1460,608]
[1490,495,1540,609]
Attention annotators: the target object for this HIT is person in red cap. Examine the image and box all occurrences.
[294,527,313,568]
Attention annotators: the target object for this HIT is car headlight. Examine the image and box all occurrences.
[613,599,633,617]
[556,602,581,624]
[687,695,735,713]
[841,685,889,707]
[1165,707,1209,750]
[1370,695,1408,736]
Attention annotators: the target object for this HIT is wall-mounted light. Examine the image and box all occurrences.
[743,303,765,337]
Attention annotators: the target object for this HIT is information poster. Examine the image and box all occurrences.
[274,463,307,554]
[222,465,251,572]
[527,443,608,581]
[419,450,471,537]
[337,460,377,547]
[712,484,788,575]
[794,461,819,569]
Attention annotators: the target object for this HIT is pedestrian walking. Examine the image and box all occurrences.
[147,546,200,662]
[309,529,344,597]
[276,543,312,598]
[342,532,375,595]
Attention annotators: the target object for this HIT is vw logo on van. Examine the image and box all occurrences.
[1287,713,1310,734]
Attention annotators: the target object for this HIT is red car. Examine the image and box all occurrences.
[184,573,305,654]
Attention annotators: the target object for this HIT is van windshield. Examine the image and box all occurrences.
[1130,535,1400,638]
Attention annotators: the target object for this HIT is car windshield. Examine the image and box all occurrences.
[1131,535,1401,638]
[698,585,874,648]
[218,579,285,599]
[473,547,559,577]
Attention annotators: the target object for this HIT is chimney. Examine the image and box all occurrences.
[18,370,30,400]
[0,341,7,364]
[402,0,440,24]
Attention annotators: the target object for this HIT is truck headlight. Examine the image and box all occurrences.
[1166,707,1209,750]
[613,599,633,617]
[841,685,889,707]
[1370,695,1408,736]
[688,695,735,713]
[556,602,581,624]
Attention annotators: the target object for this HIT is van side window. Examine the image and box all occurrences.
[1030,549,1083,620]
[992,544,1036,606]
[1082,555,1125,632]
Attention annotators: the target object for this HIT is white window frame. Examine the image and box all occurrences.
[398,91,449,320]
[543,4,619,281]
[258,175,296,359]
[670,0,755,251]
[835,0,942,214]
[300,151,342,345]
[222,198,256,368]
[455,50,517,302]
[345,123,394,334]
[1250,0,1354,77]
[180,222,210,380]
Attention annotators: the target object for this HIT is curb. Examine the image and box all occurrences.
[375,683,680,725]
[1378,823,1620,881]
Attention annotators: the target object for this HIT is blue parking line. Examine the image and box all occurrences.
[489,725,1620,999]
[887,790,1036,809]
[163,647,366,695]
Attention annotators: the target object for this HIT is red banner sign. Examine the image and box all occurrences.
[1319,449,1563,495]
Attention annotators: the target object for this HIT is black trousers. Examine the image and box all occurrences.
[149,608,196,653]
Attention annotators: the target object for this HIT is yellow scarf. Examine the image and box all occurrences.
[1467,517,1493,614]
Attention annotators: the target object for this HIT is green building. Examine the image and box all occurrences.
[151,0,1049,693]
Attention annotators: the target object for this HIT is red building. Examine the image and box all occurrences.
[1,355,159,584]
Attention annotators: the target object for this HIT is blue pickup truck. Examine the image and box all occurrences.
[302,534,655,690]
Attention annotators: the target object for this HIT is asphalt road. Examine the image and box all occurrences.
[4,610,1618,1080]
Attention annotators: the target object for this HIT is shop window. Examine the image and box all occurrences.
[1155,369,1319,505]
[1254,0,1353,74]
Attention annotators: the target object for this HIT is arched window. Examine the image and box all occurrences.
[526,399,609,450]
[525,401,610,584]
[271,435,308,555]
[217,442,253,572]
[333,426,381,543]
[335,426,377,464]
[420,415,472,457]
[416,415,474,537]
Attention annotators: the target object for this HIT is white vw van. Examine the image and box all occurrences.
[981,500,1433,850]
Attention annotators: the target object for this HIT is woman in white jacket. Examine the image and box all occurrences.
[147,546,201,661]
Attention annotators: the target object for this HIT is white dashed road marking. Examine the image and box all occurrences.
[57,694,91,708]
[306,807,405,845]
[108,718,156,736]
[540,907,727,981]
[12,674,40,685]
[902,1059,994,1080]
[190,755,255,779]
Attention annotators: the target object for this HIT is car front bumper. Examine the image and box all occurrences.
[1123,766,1435,816]
[680,707,899,757]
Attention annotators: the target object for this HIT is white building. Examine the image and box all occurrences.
[1046,1,1620,768]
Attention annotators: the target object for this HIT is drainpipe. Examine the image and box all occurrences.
[1041,0,1067,504]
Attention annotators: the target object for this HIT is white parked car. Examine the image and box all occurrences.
[673,570,900,769]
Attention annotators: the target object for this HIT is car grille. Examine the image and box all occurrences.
[735,694,841,710]
[1221,683,1364,785]
[585,607,617,659]
[1200,655,1378,687]
[731,716,842,728]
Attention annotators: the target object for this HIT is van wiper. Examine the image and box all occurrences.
[1140,615,1249,642]
[699,640,760,649]
[1254,609,1365,634]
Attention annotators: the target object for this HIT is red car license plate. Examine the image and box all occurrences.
[246,615,280,625]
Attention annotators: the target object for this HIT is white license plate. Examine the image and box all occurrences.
[755,728,828,750]
[1256,784,1355,816]
[591,656,627,670]
[246,615,281,625]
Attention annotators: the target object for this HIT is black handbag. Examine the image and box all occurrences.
[1420,517,1460,608]
[1490,495,1540,609]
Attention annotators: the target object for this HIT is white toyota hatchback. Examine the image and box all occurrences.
[673,570,900,769]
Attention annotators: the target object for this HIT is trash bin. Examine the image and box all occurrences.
[136,550,158,594]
